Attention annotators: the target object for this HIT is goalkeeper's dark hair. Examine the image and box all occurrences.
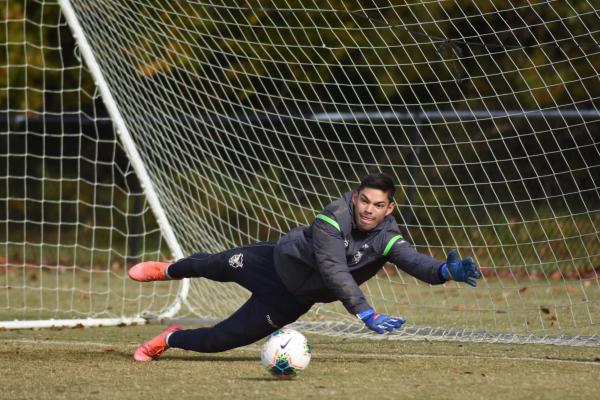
[356,173,396,202]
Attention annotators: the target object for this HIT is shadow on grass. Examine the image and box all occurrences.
[239,377,295,382]
[99,350,258,363]
[162,354,257,362]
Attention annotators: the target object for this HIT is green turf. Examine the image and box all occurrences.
[0,324,598,400]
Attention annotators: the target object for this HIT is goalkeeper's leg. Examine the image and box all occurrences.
[132,242,312,358]
[128,242,277,290]
[133,294,310,360]
[167,294,311,353]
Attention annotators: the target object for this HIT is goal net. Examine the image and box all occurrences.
[1,0,599,345]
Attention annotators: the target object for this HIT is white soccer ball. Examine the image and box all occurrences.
[260,328,311,378]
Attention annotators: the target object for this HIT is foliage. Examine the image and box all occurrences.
[0,0,96,113]
[5,1,597,114]
[116,1,600,111]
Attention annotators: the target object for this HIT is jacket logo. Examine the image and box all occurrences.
[350,251,364,265]
[228,253,244,268]
[344,239,349,248]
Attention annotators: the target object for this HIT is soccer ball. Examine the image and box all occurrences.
[260,328,311,378]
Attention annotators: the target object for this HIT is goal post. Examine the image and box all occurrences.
[1,1,599,345]
[0,0,184,329]
[57,0,188,322]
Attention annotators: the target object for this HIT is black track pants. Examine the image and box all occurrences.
[166,242,312,353]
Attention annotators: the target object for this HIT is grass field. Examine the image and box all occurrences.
[2,261,599,398]
[1,324,599,400]
[3,264,600,337]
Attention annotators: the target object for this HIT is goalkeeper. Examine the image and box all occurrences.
[129,173,481,361]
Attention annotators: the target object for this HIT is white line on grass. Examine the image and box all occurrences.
[314,350,600,367]
[2,338,599,366]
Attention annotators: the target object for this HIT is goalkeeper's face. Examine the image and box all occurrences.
[352,188,395,232]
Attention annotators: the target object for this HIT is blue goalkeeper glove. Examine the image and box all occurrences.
[440,249,481,287]
[357,308,405,334]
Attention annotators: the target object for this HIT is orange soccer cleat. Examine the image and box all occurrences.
[128,261,173,282]
[133,324,182,362]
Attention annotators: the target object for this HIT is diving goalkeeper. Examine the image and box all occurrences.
[129,173,481,361]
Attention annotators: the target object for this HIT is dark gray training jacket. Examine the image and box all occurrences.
[274,191,445,316]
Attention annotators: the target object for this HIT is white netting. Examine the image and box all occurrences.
[2,1,599,344]
[0,0,179,325]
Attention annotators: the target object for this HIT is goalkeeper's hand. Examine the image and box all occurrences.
[357,308,405,334]
[441,249,482,287]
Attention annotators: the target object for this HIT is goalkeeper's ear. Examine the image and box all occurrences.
[384,200,396,216]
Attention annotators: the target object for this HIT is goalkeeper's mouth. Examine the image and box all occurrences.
[359,214,376,227]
